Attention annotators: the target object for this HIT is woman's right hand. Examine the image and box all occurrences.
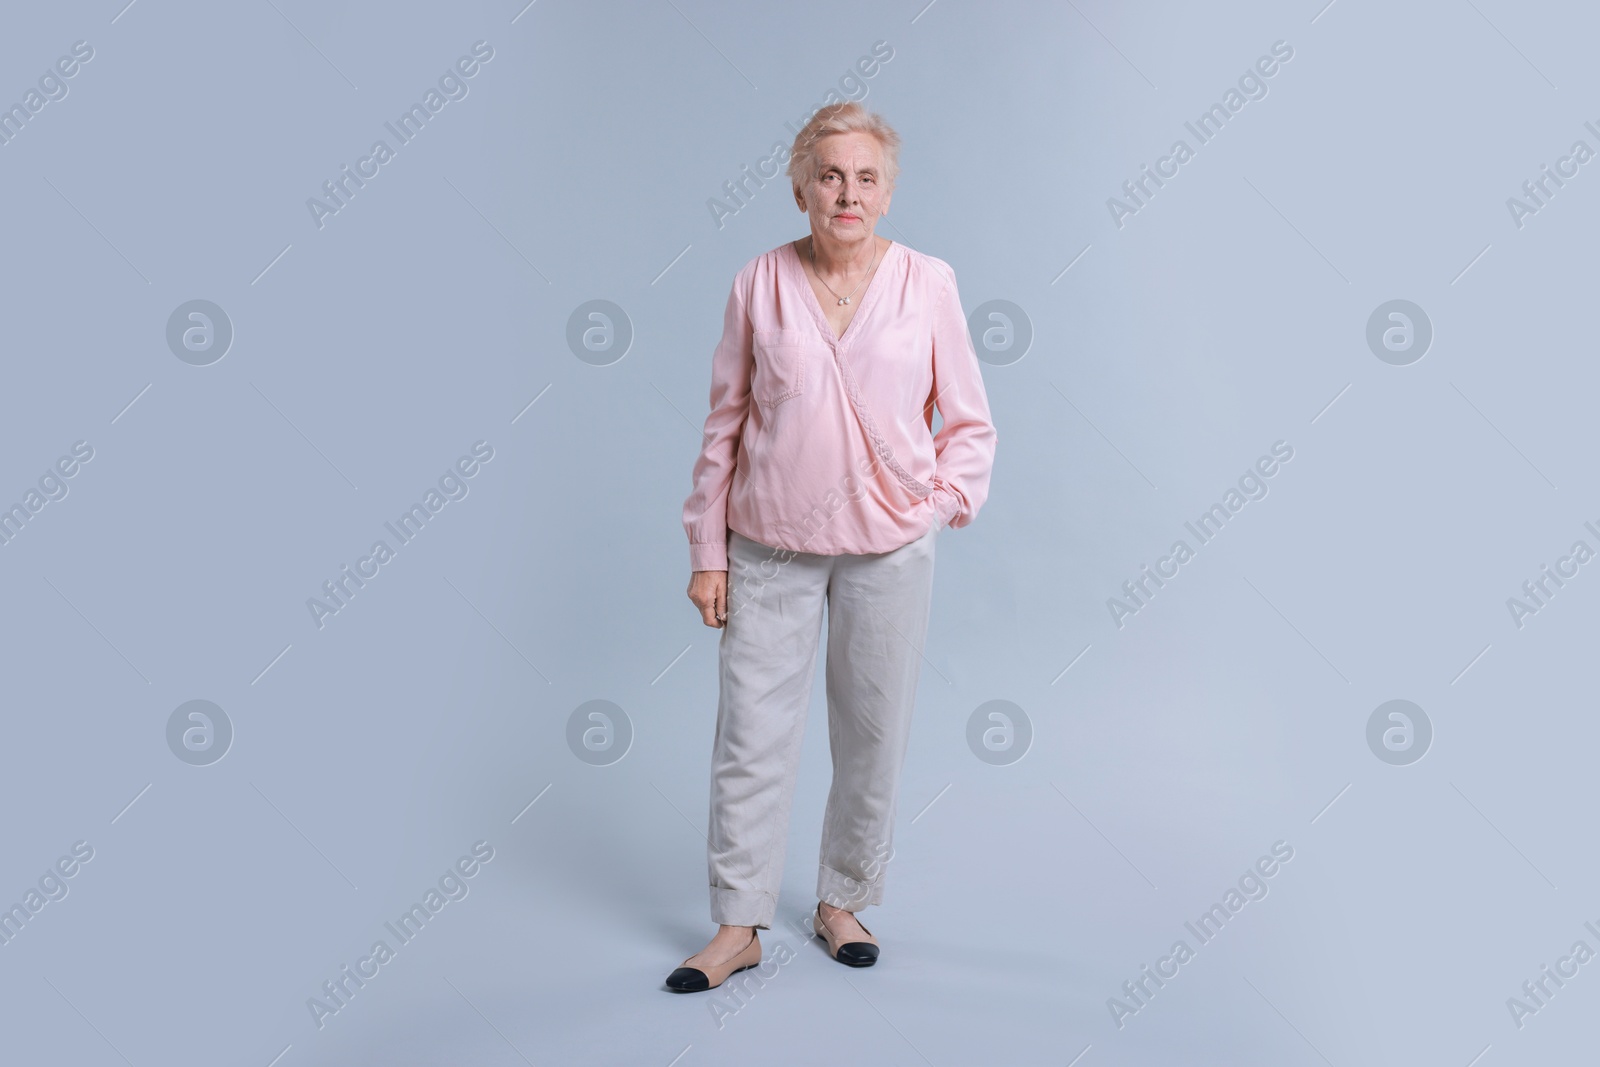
[687,570,729,628]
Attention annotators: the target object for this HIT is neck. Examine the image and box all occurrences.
[809,232,876,278]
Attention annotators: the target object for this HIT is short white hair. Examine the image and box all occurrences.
[787,101,902,197]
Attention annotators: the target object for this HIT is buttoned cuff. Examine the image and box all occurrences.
[689,538,728,572]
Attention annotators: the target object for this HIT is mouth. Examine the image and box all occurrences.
[835,214,861,222]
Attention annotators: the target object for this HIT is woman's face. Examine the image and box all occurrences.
[798,132,892,244]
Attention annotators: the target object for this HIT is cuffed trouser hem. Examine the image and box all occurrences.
[710,885,777,930]
[817,864,883,913]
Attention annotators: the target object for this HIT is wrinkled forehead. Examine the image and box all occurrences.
[813,133,884,173]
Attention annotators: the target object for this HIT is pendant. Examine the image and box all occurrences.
[839,296,849,305]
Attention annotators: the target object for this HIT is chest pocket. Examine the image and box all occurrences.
[751,328,805,408]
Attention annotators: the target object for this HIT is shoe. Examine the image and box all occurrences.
[665,927,762,992]
[813,902,879,966]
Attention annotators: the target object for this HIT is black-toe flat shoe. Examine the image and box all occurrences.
[664,927,761,992]
[813,902,879,966]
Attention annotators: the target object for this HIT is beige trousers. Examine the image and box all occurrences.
[706,522,938,929]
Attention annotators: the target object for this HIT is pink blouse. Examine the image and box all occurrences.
[682,238,997,572]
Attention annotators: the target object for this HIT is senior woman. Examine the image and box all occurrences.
[666,101,997,993]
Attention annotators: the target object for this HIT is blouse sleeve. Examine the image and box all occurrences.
[924,267,998,529]
[682,274,754,571]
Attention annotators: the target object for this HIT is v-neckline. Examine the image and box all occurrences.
[786,237,896,348]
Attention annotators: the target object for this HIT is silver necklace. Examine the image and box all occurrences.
[809,238,880,306]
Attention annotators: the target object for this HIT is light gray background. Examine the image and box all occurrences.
[1,1,1595,1064]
